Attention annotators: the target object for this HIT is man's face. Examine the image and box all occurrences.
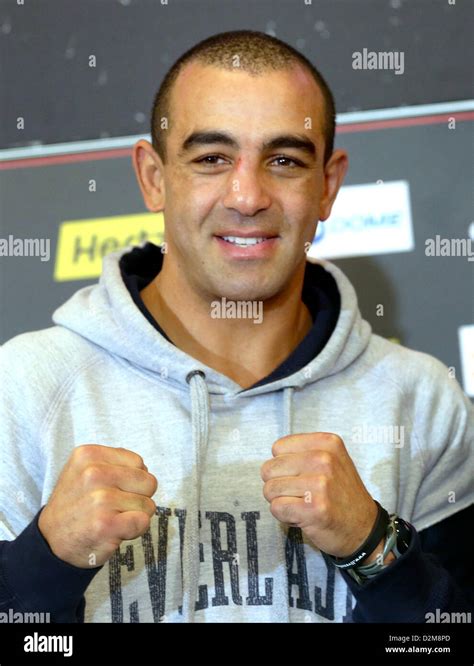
[139,61,346,302]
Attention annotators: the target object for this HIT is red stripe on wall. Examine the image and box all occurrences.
[336,111,474,133]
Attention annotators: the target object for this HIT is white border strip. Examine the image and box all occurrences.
[0,135,143,161]
[1,100,473,162]
[337,99,474,123]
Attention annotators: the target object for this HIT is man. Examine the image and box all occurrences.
[0,30,472,623]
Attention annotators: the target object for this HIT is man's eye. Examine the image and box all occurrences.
[271,156,302,168]
[195,155,227,166]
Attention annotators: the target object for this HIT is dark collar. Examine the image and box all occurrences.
[120,243,340,389]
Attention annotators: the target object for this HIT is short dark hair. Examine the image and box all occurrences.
[150,30,336,165]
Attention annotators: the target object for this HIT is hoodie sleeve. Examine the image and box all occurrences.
[0,335,49,539]
[0,333,102,622]
[0,507,103,623]
[406,354,474,530]
[342,352,474,622]
[340,504,474,622]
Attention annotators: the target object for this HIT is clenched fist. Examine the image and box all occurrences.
[261,432,380,559]
[38,444,158,568]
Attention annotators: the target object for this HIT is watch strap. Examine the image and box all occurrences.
[347,515,413,585]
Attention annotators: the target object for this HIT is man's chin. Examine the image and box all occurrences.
[207,280,281,305]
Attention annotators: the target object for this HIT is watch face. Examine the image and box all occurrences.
[393,518,412,556]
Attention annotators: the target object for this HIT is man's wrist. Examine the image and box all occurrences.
[326,501,390,569]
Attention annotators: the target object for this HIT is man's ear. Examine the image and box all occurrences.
[131,139,166,212]
[319,149,349,221]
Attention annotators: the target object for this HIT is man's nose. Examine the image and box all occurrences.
[222,162,272,217]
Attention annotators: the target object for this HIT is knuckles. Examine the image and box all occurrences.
[314,450,333,469]
[261,477,292,502]
[270,497,297,524]
[314,499,331,523]
[127,450,146,469]
[261,456,289,482]
[262,478,285,502]
[314,473,330,493]
[89,511,114,542]
[79,463,158,497]
[260,460,274,482]
[318,432,342,446]
[261,451,335,486]
[271,435,293,457]
[143,496,157,516]
[72,444,101,465]
[147,473,159,496]
[272,432,344,456]
[71,444,146,471]
[90,487,115,506]
[131,512,152,537]
[81,464,106,488]
[269,495,332,529]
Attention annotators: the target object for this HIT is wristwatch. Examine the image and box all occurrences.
[323,501,413,586]
[346,514,412,585]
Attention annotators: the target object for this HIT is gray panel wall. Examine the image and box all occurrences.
[1,0,473,399]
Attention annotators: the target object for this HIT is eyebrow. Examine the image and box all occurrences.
[178,131,317,158]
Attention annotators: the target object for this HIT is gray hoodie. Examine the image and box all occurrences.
[0,246,472,623]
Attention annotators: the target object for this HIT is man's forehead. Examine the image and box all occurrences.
[173,59,322,100]
[169,60,325,136]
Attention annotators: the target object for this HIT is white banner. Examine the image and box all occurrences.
[308,180,414,260]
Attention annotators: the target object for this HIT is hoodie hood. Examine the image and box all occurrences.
[52,243,372,397]
[52,243,372,622]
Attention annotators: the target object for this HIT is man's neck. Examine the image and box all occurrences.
[140,264,313,389]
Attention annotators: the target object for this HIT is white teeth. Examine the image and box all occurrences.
[221,236,268,246]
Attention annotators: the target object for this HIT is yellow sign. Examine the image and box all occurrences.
[54,212,164,281]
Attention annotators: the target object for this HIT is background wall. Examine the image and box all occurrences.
[0,0,473,400]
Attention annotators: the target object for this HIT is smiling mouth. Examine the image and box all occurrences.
[218,235,277,246]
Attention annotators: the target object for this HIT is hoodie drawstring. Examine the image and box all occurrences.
[283,385,294,435]
[182,372,295,623]
[275,386,294,623]
[182,370,210,622]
